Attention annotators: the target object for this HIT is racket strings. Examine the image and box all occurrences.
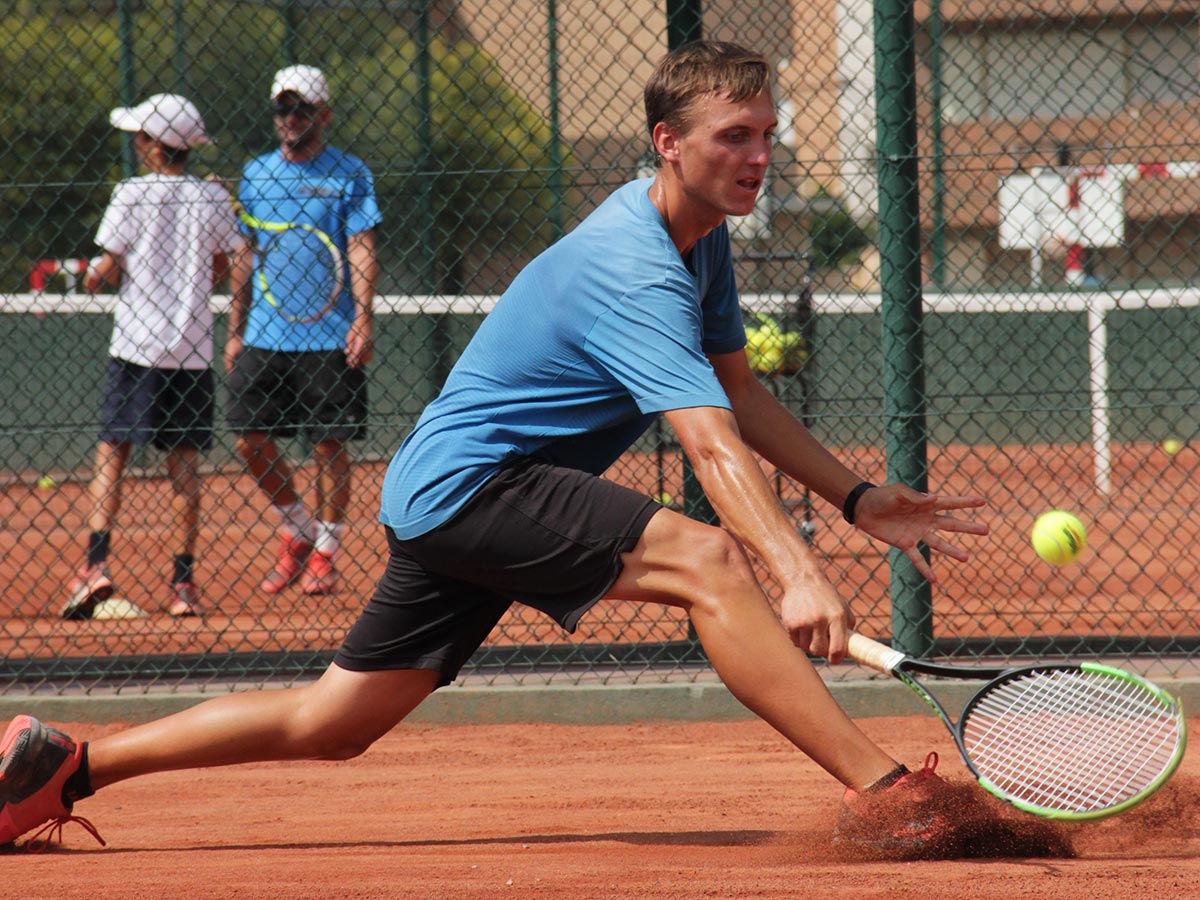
[961,668,1183,815]
[977,674,1179,811]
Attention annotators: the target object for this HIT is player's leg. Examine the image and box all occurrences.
[299,350,367,594]
[88,664,439,788]
[227,347,313,591]
[604,507,898,791]
[159,367,213,616]
[85,440,131,540]
[0,666,439,848]
[64,360,146,619]
[305,438,349,594]
[164,446,203,615]
[1,527,507,847]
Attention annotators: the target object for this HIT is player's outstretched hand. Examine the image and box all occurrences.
[852,484,987,583]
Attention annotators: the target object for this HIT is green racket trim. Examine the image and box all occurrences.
[964,663,1187,821]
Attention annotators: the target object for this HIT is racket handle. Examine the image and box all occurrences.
[846,632,906,674]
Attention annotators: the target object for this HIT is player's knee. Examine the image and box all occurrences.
[682,526,758,606]
[296,722,378,761]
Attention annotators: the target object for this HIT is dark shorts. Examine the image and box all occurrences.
[227,346,367,442]
[99,359,214,451]
[334,458,661,687]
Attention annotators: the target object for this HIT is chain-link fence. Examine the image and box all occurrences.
[1,1,1196,695]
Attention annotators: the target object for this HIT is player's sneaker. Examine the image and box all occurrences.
[0,715,104,850]
[832,752,957,860]
[167,581,202,617]
[62,563,115,621]
[300,551,338,595]
[260,534,313,593]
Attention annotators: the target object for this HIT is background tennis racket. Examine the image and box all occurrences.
[212,177,344,324]
[847,632,1186,820]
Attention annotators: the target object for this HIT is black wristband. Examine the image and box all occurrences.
[842,481,876,525]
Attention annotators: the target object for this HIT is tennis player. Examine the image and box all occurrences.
[62,93,240,620]
[226,65,381,596]
[3,42,986,856]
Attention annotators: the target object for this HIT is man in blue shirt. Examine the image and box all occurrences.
[226,65,381,597]
[1,42,988,857]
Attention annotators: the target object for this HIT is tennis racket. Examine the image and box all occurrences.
[847,632,1186,820]
[212,176,344,324]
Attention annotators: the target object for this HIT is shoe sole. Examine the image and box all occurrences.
[61,583,115,621]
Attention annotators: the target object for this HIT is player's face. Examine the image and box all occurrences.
[273,94,327,155]
[670,90,776,219]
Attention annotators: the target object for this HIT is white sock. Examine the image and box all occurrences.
[314,520,345,557]
[275,501,314,542]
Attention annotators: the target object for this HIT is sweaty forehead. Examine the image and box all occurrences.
[684,90,775,128]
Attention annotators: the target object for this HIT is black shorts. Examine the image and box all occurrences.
[334,458,661,687]
[98,359,214,451]
[227,347,367,442]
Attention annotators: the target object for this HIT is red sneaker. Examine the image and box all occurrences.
[261,534,313,593]
[62,563,115,620]
[0,715,104,850]
[167,581,203,617]
[832,752,957,859]
[300,551,339,595]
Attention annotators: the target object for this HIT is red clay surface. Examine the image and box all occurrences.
[1,440,1195,661]
[3,715,1196,898]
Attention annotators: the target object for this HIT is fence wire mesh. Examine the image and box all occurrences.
[1,1,1195,695]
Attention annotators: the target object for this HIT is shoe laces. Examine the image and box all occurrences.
[22,813,107,852]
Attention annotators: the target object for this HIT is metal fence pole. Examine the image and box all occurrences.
[874,0,932,656]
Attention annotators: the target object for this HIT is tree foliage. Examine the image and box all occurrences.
[0,1,570,294]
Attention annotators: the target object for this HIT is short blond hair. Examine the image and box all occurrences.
[644,40,771,166]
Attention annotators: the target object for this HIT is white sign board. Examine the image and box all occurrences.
[998,173,1072,250]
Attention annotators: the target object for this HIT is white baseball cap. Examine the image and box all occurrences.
[109,93,212,149]
[271,65,330,105]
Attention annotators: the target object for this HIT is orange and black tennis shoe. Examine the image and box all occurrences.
[0,715,104,850]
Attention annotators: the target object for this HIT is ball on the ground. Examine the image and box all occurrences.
[92,597,148,620]
[1031,510,1087,566]
[35,475,56,490]
[1163,438,1182,455]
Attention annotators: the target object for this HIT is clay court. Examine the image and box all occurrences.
[2,713,1196,898]
[2,441,1195,894]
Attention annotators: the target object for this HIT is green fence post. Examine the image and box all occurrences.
[117,0,136,178]
[548,0,564,241]
[928,0,946,289]
[874,0,933,657]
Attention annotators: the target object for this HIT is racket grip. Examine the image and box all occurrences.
[846,633,905,674]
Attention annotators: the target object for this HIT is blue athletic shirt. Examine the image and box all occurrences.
[238,147,381,351]
[380,177,746,539]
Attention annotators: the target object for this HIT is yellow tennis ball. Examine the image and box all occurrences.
[36,475,56,490]
[1163,438,1182,456]
[1031,510,1087,566]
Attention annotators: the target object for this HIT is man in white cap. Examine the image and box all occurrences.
[225,65,381,598]
[63,94,241,620]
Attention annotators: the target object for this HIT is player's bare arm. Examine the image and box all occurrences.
[663,404,855,661]
[83,252,122,293]
[223,240,253,371]
[345,228,377,368]
[709,349,988,582]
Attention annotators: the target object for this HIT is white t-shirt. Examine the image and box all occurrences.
[95,173,241,369]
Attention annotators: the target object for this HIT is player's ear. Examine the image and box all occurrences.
[315,105,333,127]
[652,121,682,165]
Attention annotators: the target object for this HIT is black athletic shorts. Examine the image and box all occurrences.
[226,346,367,442]
[334,458,662,687]
[99,358,214,451]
